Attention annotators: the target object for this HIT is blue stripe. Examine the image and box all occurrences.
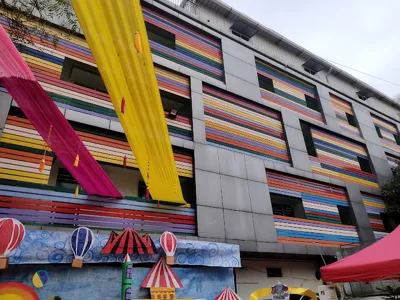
[320,164,376,182]
[276,229,359,242]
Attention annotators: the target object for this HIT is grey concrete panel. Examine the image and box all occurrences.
[329,177,345,187]
[283,243,308,255]
[223,52,259,86]
[248,181,272,215]
[110,121,123,133]
[369,156,392,184]
[197,206,226,239]
[192,118,207,144]
[194,143,220,173]
[319,97,336,118]
[345,182,363,203]
[273,162,287,173]
[313,173,331,184]
[245,155,267,182]
[264,159,275,170]
[281,109,301,130]
[221,175,251,211]
[366,142,386,160]
[0,92,12,130]
[324,115,340,132]
[190,77,202,94]
[285,166,306,178]
[225,74,262,104]
[252,214,278,242]
[226,240,258,252]
[221,36,256,66]
[58,106,66,116]
[315,84,332,102]
[257,242,284,253]
[284,126,307,152]
[359,124,381,145]
[65,109,110,129]
[290,148,312,172]
[195,170,222,208]
[320,247,340,256]
[170,136,184,148]
[353,107,375,129]
[183,140,194,150]
[152,55,180,73]
[305,246,321,255]
[191,92,205,121]
[224,209,256,240]
[218,148,247,178]
[357,226,376,243]
[349,202,373,230]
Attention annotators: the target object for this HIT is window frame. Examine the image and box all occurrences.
[357,156,373,174]
[345,112,357,127]
[300,122,317,157]
[145,22,176,50]
[270,193,306,219]
[304,94,321,112]
[258,74,275,93]
[266,268,283,277]
[375,126,383,138]
[337,205,354,226]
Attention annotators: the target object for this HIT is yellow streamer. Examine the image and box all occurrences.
[249,287,317,300]
[71,0,185,204]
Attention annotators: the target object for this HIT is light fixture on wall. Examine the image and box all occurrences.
[168,108,178,119]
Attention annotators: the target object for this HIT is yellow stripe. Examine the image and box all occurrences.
[0,173,48,184]
[363,200,386,209]
[21,54,62,72]
[0,168,49,180]
[176,40,222,64]
[312,167,379,188]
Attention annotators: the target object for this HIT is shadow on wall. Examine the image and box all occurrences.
[0,264,234,300]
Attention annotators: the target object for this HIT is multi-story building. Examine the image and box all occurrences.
[0,0,399,299]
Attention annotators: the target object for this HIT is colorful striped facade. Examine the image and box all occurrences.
[266,170,359,247]
[331,94,361,137]
[309,127,379,189]
[142,6,224,81]
[372,114,400,155]
[203,85,290,165]
[386,152,400,168]
[256,59,324,123]
[361,193,388,240]
[0,15,192,141]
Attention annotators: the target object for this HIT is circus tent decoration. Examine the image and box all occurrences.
[71,0,186,204]
[0,218,25,269]
[142,233,158,253]
[0,25,122,199]
[142,256,183,300]
[70,227,94,268]
[214,287,242,300]
[101,228,156,255]
[121,254,133,300]
[160,231,177,265]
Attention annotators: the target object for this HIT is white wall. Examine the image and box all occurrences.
[102,165,140,197]
[236,259,322,300]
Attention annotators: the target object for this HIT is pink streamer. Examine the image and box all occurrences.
[0,25,122,198]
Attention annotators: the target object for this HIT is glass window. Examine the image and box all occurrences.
[337,205,353,225]
[375,126,383,138]
[258,74,274,93]
[146,22,176,50]
[271,194,306,219]
[267,268,282,277]
[357,157,372,174]
[346,113,357,127]
[305,95,320,112]
[300,122,317,157]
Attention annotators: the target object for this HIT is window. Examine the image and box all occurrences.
[346,113,357,127]
[232,30,250,41]
[271,194,306,219]
[357,157,372,174]
[375,126,383,138]
[380,213,395,233]
[138,181,151,199]
[394,134,400,146]
[56,167,77,189]
[337,206,353,225]
[304,67,317,75]
[161,90,191,119]
[267,268,282,277]
[145,22,175,50]
[300,122,317,157]
[60,58,107,93]
[305,95,320,112]
[258,75,274,93]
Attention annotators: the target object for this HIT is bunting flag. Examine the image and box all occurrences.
[0,25,122,199]
[71,0,186,204]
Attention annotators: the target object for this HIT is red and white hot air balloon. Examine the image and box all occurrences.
[160,231,177,265]
[0,218,25,269]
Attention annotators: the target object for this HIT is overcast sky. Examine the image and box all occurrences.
[222,0,400,99]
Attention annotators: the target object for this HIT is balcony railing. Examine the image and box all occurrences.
[166,0,198,15]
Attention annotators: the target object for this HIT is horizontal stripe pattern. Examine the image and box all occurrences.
[203,85,290,165]
[142,6,224,81]
[386,152,400,168]
[0,183,195,234]
[372,114,400,155]
[256,59,324,123]
[266,170,359,247]
[361,193,388,240]
[331,94,361,137]
[310,127,379,189]
[0,16,192,141]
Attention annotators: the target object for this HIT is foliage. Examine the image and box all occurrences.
[0,0,78,46]
[377,285,400,300]
[381,164,400,213]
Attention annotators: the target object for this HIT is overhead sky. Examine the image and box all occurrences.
[222,0,400,99]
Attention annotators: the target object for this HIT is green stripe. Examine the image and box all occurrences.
[176,45,223,69]
[314,144,356,161]
[306,215,342,224]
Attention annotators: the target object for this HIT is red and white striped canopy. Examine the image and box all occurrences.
[214,287,242,300]
[141,256,183,288]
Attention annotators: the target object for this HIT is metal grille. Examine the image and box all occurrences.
[165,0,198,15]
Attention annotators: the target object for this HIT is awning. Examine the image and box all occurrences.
[0,26,122,199]
[321,225,400,282]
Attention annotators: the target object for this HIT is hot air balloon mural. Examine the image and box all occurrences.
[160,231,177,265]
[0,218,25,270]
[70,227,94,268]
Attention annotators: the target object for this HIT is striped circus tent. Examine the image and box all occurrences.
[214,287,242,300]
[141,256,183,288]
[101,228,155,255]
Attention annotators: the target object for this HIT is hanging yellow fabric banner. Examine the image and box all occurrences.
[71,0,185,204]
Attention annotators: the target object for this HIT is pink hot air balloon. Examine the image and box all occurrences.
[160,231,177,265]
[0,218,25,270]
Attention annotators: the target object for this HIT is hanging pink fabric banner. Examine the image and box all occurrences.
[0,25,122,198]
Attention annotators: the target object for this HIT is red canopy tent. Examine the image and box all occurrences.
[321,226,400,283]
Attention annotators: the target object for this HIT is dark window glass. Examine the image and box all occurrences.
[300,122,317,157]
[271,194,306,219]
[346,113,357,127]
[304,67,317,75]
[394,134,400,146]
[258,74,274,93]
[161,90,192,119]
[232,30,250,41]
[375,126,383,138]
[138,181,152,199]
[267,268,282,277]
[357,157,372,173]
[380,213,395,233]
[337,205,353,225]
[56,167,77,189]
[305,95,320,112]
[146,22,175,50]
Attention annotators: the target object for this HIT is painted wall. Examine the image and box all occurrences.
[236,259,321,300]
[371,114,400,155]
[256,58,324,124]
[361,193,388,240]
[331,94,361,137]
[203,84,290,165]
[266,170,360,247]
[0,264,234,300]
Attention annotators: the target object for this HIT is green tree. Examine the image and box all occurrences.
[377,285,400,300]
[381,164,400,213]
